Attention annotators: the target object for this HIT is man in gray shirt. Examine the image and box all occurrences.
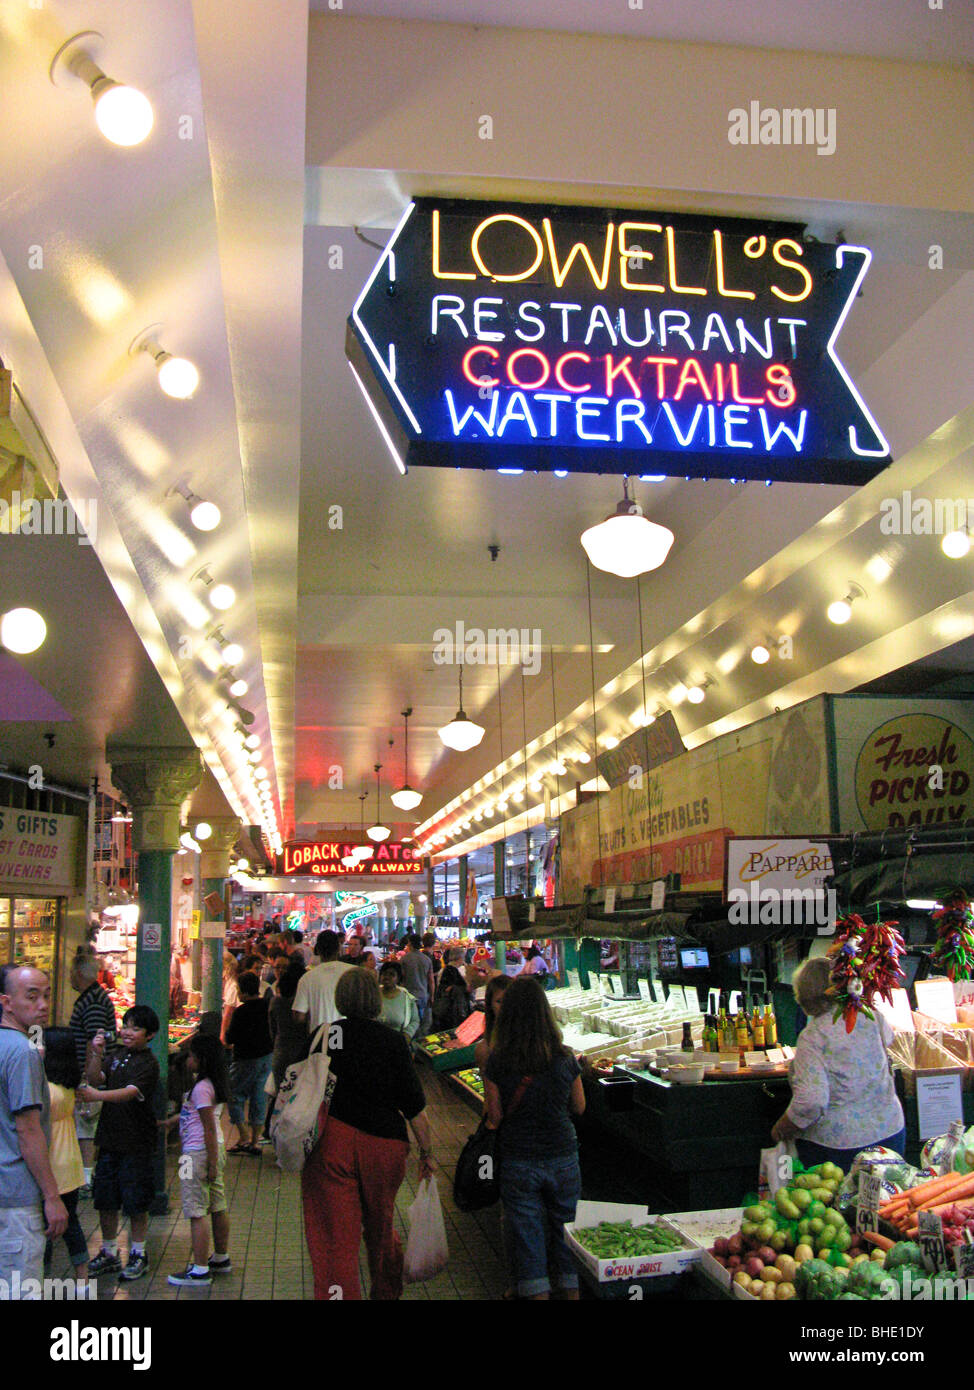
[398,935,434,1036]
[0,965,67,1296]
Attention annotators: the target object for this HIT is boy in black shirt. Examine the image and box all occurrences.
[78,1005,160,1281]
[226,972,273,1154]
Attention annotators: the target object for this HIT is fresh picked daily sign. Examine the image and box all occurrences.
[345,198,890,484]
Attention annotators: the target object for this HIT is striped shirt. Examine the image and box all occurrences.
[69,982,116,1073]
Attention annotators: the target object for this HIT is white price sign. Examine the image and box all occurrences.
[603,886,617,914]
[856,1168,883,1234]
[953,1242,974,1280]
[567,970,581,991]
[917,1210,948,1273]
[610,975,625,998]
[637,979,653,1002]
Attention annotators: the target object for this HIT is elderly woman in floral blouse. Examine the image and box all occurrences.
[771,956,905,1168]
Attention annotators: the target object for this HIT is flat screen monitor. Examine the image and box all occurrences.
[679,946,710,970]
[897,953,923,991]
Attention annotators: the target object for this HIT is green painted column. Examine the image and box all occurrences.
[199,817,242,1014]
[493,839,506,972]
[107,742,204,1213]
[458,855,468,926]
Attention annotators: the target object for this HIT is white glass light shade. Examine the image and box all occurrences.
[0,607,47,654]
[189,499,221,532]
[354,845,374,861]
[366,823,391,843]
[581,506,674,578]
[390,786,423,811]
[93,82,154,146]
[157,355,199,399]
[438,714,485,751]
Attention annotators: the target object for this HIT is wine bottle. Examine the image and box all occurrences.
[735,1004,750,1058]
[763,993,778,1048]
[681,1021,694,1053]
[751,1003,765,1050]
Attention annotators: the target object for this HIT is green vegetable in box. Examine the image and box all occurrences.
[573,1220,686,1260]
[795,1259,837,1301]
[885,1241,924,1271]
[848,1260,890,1299]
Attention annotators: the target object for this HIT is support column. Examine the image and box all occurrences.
[199,816,242,1015]
[458,855,468,926]
[493,840,506,973]
[107,742,204,1213]
[425,857,434,919]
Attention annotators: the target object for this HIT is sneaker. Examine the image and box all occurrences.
[167,1264,212,1288]
[208,1256,233,1275]
[119,1251,149,1281]
[77,1184,92,1201]
[88,1249,122,1277]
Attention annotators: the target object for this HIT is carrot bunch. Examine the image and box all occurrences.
[878,1171,974,1236]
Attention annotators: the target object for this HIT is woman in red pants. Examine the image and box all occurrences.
[302,968,434,1299]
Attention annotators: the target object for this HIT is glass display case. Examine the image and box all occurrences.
[0,896,61,996]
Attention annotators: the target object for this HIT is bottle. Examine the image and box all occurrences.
[751,1004,765,1050]
[681,1021,694,1053]
[763,993,778,1048]
[736,1004,750,1059]
[707,1014,720,1053]
[722,1002,737,1051]
[717,994,728,1042]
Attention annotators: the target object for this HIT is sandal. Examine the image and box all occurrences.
[243,1144,262,1156]
[228,1143,250,1155]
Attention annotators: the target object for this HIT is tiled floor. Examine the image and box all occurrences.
[53,1067,510,1301]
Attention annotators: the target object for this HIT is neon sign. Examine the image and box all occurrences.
[335,891,379,926]
[346,199,891,484]
[276,841,422,878]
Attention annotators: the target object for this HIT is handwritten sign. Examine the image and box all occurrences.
[917,1210,948,1273]
[856,1167,883,1235]
[603,887,617,914]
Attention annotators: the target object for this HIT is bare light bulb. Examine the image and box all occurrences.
[0,607,47,654]
[942,530,971,560]
[157,355,199,399]
[209,583,236,611]
[92,81,154,146]
[827,599,853,625]
[189,499,221,532]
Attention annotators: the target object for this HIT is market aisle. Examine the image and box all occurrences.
[52,1068,510,1301]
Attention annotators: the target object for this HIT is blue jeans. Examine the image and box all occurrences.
[499,1153,581,1297]
[796,1127,907,1172]
[229,1054,273,1129]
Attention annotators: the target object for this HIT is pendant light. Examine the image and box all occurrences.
[366,764,391,842]
[438,668,485,752]
[580,476,674,578]
[391,707,423,811]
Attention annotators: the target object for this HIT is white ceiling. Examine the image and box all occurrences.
[1,1,972,867]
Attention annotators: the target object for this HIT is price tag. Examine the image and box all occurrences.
[953,1241,974,1280]
[856,1167,883,1234]
[603,887,617,914]
[567,970,581,991]
[637,979,652,1002]
[528,902,536,923]
[917,1210,948,1273]
[650,879,666,911]
[610,975,625,998]
[765,1048,786,1066]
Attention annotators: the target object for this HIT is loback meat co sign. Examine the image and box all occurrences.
[276,840,422,878]
[346,198,891,485]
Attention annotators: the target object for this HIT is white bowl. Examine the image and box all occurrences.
[716,1057,741,1073]
[667,1065,706,1085]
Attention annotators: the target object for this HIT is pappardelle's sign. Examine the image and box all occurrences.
[346,198,891,483]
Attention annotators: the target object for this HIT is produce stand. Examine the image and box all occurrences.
[580,1065,790,1210]
[447,1068,484,1115]
[414,1031,478,1072]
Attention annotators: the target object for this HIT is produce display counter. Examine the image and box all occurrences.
[414,1031,478,1072]
[446,1068,484,1115]
[580,1065,789,1211]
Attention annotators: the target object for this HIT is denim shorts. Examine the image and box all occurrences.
[499,1152,581,1298]
[92,1151,155,1217]
[229,1054,273,1129]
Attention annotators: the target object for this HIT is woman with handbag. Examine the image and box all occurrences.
[302,968,434,1300]
[484,977,585,1300]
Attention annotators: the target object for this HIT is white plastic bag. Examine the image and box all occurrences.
[759,1140,798,1198]
[403,1177,449,1283]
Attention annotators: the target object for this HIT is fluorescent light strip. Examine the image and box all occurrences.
[827,246,891,459]
[350,201,422,434]
[348,361,406,475]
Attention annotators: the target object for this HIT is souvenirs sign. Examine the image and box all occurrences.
[346,198,891,483]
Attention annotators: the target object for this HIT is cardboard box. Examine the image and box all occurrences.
[667,1208,743,1292]
[564,1202,700,1283]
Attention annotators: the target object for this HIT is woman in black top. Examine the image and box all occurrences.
[431,964,472,1031]
[302,969,434,1300]
[485,977,585,1300]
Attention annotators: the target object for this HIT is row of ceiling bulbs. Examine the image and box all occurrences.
[48,32,276,844]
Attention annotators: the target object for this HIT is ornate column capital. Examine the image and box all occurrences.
[200,816,243,879]
[106,743,205,853]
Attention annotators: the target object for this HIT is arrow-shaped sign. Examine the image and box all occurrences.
[346,197,891,484]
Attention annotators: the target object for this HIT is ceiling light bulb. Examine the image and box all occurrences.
[222,642,244,666]
[750,644,771,664]
[341,854,358,868]
[92,80,154,146]
[575,751,591,764]
[193,822,212,841]
[528,780,542,795]
[189,499,221,532]
[581,487,674,578]
[244,733,260,750]
[228,677,248,698]
[601,734,619,750]
[827,598,853,625]
[366,823,391,842]
[247,750,261,764]
[942,529,971,560]
[209,583,236,611]
[438,716,485,752]
[0,607,47,654]
[686,685,706,705]
[236,856,249,871]
[156,355,199,399]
